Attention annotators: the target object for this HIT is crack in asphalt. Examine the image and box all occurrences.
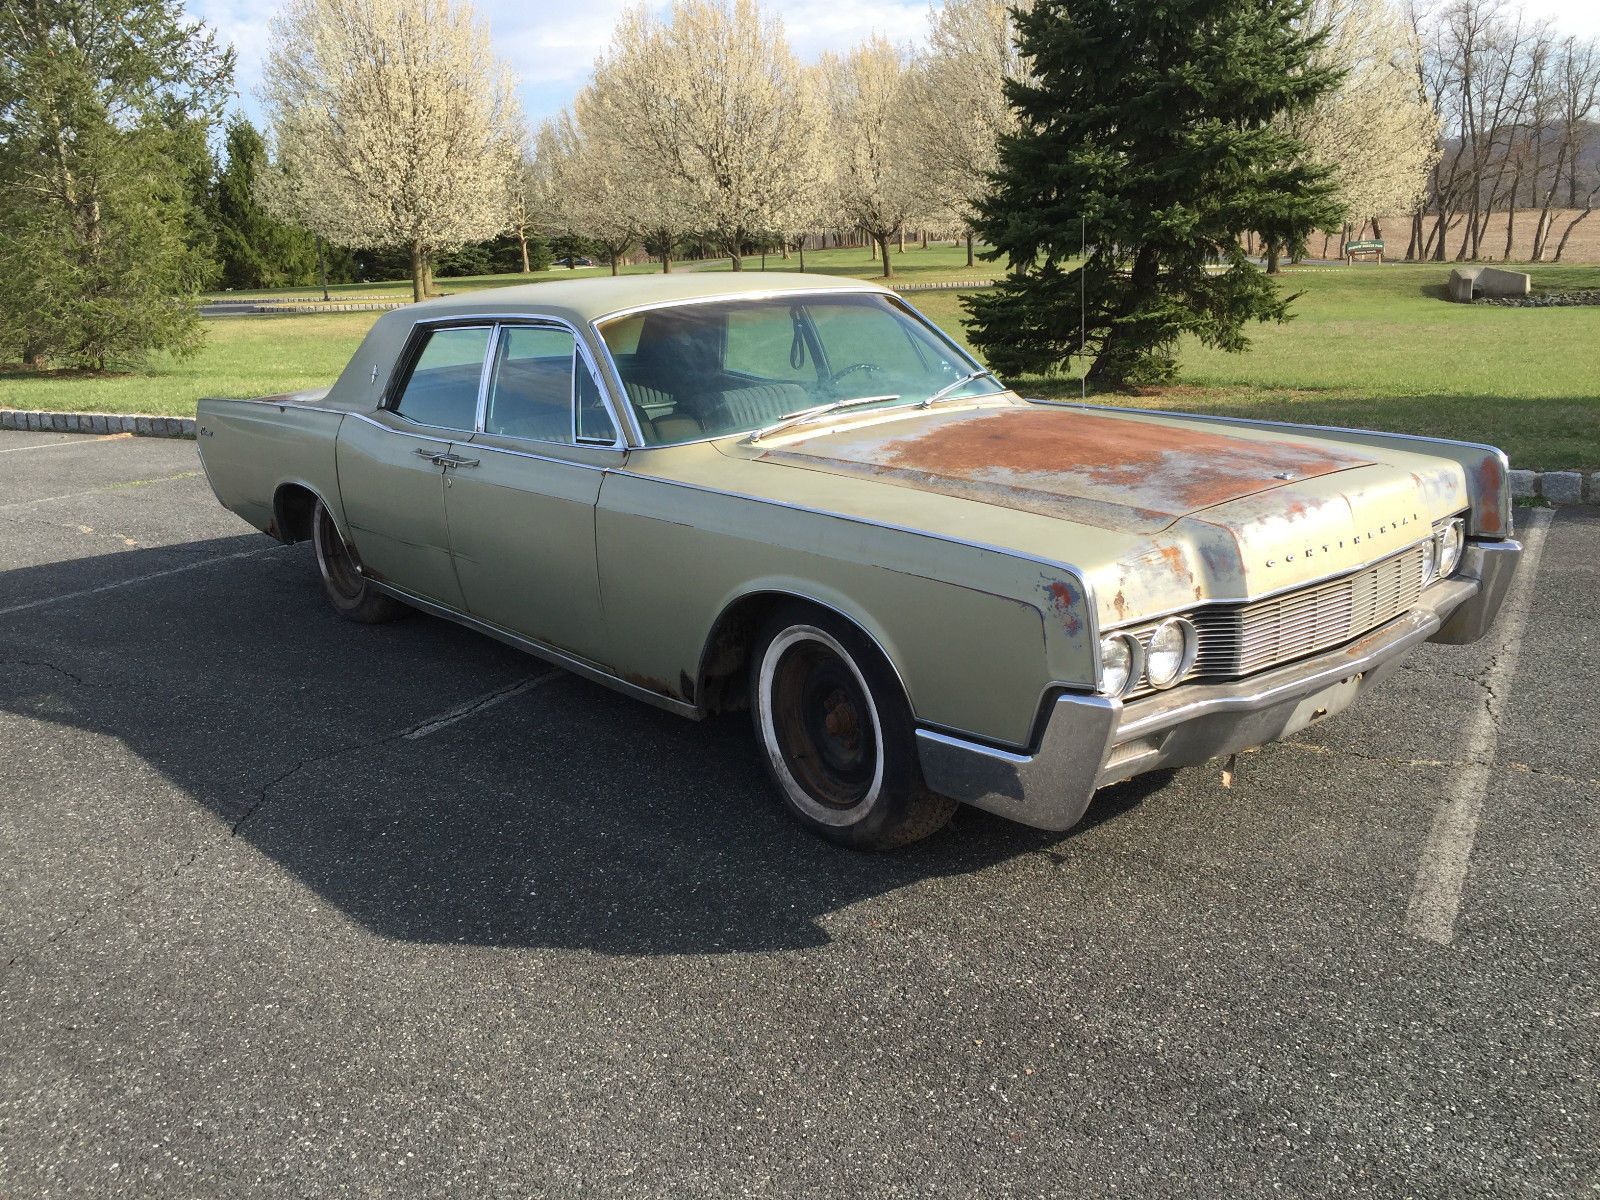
[1282,739,1598,790]
[1,656,89,687]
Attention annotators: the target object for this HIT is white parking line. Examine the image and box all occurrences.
[1402,507,1553,945]
[0,433,133,454]
[0,471,201,512]
[0,546,282,617]
[401,669,564,740]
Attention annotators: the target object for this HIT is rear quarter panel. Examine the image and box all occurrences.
[196,398,347,537]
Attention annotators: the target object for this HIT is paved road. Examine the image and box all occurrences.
[1,429,1595,1198]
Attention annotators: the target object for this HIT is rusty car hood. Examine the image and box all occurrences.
[754,405,1377,535]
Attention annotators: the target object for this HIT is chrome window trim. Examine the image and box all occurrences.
[473,324,503,434]
[403,311,631,450]
[385,321,495,436]
[588,283,889,326]
[588,288,994,452]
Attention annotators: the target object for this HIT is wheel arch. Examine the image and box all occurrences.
[271,478,347,545]
[695,583,913,719]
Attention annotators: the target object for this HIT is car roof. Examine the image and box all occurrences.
[404,271,894,327]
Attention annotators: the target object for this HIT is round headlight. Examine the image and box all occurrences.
[1098,633,1139,697]
[1437,520,1464,578]
[1419,534,1438,587]
[1145,618,1197,689]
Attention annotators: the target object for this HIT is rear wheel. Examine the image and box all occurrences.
[751,606,955,850]
[312,499,408,624]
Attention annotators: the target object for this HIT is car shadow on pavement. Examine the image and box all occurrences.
[1,534,1169,957]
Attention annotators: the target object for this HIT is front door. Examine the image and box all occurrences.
[335,323,491,609]
[444,322,623,660]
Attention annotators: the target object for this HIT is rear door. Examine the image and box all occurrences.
[336,323,490,608]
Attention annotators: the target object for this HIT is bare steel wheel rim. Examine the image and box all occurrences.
[313,504,364,602]
[758,626,885,826]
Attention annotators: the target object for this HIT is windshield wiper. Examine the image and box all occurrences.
[746,394,901,444]
[920,369,1000,408]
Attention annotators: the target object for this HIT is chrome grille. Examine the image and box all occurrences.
[1123,543,1429,694]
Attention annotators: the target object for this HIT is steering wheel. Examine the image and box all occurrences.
[826,362,885,389]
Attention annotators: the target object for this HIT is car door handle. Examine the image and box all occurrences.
[414,447,446,463]
[439,454,478,469]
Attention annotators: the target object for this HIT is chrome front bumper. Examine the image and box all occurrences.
[917,537,1522,832]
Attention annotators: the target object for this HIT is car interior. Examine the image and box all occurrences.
[607,307,811,444]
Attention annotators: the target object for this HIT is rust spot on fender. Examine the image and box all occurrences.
[1113,589,1128,621]
[1155,544,1191,583]
[1475,457,1504,534]
[1041,578,1083,636]
[624,672,677,699]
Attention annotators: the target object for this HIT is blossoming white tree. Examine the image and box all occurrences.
[911,0,1034,265]
[532,111,642,276]
[822,37,927,279]
[260,0,523,302]
[1292,0,1440,248]
[582,0,823,270]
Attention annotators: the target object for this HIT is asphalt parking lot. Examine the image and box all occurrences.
[2,428,1596,1198]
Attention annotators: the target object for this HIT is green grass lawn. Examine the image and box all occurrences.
[907,263,1600,470]
[5,259,1596,469]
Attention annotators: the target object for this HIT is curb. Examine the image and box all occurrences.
[1508,468,1599,504]
[3,407,1598,503]
[1,409,195,438]
[203,299,409,315]
[891,279,996,292]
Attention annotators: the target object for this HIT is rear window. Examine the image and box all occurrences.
[392,326,490,431]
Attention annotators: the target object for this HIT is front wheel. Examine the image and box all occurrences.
[750,607,955,850]
[311,499,409,624]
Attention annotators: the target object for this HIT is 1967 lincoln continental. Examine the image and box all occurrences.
[197,273,1520,849]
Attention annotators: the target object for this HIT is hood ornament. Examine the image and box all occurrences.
[1272,471,1296,481]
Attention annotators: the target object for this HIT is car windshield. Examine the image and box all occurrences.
[596,292,1004,446]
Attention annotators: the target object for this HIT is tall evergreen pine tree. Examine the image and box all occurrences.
[964,0,1344,387]
[214,117,320,291]
[0,0,232,370]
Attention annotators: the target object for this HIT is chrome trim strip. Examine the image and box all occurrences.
[367,579,702,720]
[588,283,891,326]
[473,323,502,434]
[1031,398,1510,462]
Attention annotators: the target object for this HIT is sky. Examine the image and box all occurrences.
[189,0,1600,130]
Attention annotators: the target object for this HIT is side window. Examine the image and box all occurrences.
[485,325,618,445]
[485,326,576,442]
[576,363,618,443]
[392,326,490,431]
